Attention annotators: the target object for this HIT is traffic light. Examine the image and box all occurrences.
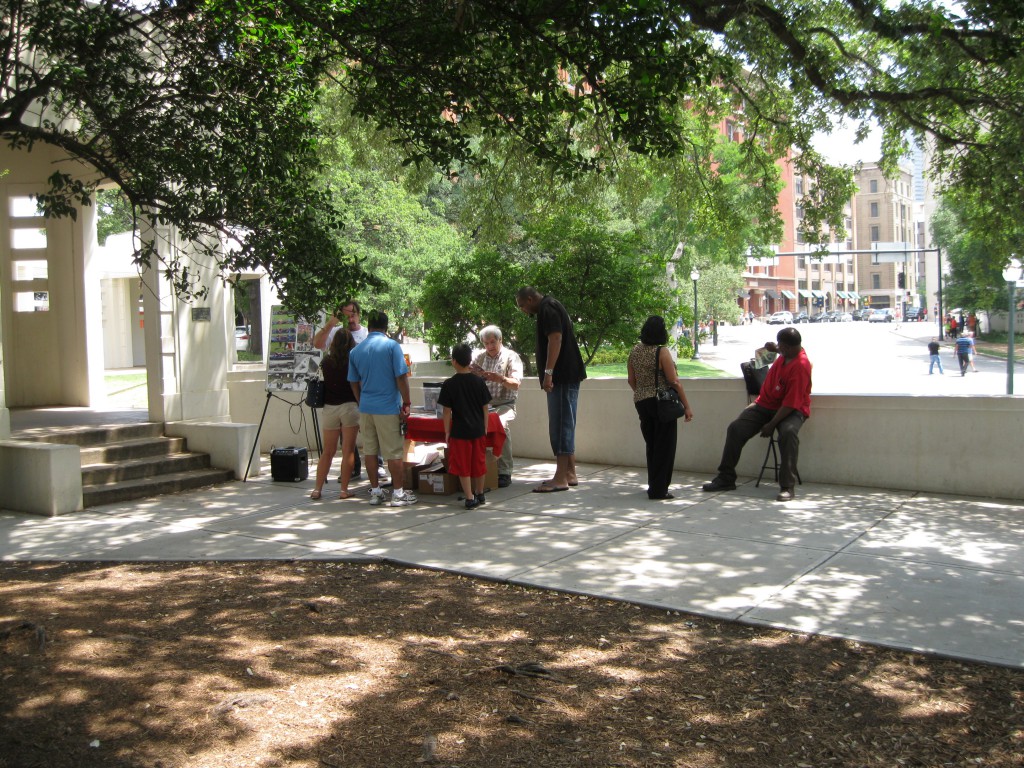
[898,272,906,288]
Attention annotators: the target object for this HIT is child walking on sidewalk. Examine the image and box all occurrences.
[438,343,493,509]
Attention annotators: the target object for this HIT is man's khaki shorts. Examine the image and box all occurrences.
[359,413,404,460]
[321,402,360,431]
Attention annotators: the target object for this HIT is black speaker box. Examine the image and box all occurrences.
[270,447,309,482]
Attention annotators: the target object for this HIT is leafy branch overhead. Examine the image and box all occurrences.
[3,1,1023,313]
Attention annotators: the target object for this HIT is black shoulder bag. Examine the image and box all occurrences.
[654,346,686,422]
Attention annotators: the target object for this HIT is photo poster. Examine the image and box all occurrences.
[266,305,322,393]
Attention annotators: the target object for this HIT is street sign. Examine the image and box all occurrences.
[871,241,911,263]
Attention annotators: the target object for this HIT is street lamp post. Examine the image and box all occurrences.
[690,269,700,360]
[1003,257,1022,395]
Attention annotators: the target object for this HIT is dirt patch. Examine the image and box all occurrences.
[1,561,1021,767]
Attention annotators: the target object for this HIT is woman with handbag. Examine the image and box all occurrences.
[626,316,694,500]
[311,328,360,500]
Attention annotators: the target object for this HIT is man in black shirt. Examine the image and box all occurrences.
[515,286,587,492]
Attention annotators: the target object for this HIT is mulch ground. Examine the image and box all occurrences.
[1,561,1021,768]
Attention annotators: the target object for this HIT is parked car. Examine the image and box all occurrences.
[836,312,853,322]
[235,326,250,351]
[809,312,829,323]
[868,308,894,323]
[793,311,810,324]
[767,311,794,325]
[820,310,839,322]
[851,308,871,321]
[904,307,924,322]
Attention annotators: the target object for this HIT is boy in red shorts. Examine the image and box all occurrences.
[438,343,493,509]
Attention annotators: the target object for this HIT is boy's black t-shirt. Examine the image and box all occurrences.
[437,372,493,440]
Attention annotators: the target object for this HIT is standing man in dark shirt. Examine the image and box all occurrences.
[927,338,944,375]
[515,286,587,493]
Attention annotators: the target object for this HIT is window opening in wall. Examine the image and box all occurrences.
[872,274,881,289]
[870,202,879,217]
[11,227,47,250]
[233,275,264,364]
[9,196,43,218]
[14,291,49,311]
[12,259,48,280]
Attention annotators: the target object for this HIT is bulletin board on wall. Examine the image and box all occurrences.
[266,305,321,392]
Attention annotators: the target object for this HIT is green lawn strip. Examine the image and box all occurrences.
[104,372,147,396]
[587,361,733,379]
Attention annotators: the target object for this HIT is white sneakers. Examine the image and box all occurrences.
[390,490,417,507]
[369,488,417,506]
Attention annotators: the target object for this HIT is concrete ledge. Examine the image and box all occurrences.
[0,441,83,516]
[407,377,1024,499]
[164,421,260,479]
[228,374,1023,498]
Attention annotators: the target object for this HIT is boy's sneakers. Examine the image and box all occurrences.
[465,493,486,510]
[475,493,486,506]
[390,490,417,507]
[369,488,387,506]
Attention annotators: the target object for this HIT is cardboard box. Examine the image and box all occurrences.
[402,460,438,491]
[418,469,460,495]
[484,449,499,491]
[414,449,500,496]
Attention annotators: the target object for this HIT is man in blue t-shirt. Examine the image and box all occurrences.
[348,310,416,506]
[954,333,975,377]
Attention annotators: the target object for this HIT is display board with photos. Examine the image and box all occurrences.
[266,305,322,392]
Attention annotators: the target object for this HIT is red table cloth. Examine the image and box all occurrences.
[405,412,505,457]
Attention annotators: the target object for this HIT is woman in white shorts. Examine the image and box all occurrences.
[311,328,361,499]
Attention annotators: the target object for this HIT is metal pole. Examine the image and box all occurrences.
[937,249,944,341]
[692,278,700,360]
[1008,282,1016,395]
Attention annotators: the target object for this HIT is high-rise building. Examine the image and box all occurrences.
[853,162,917,313]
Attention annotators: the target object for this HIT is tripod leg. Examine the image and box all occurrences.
[245,391,273,482]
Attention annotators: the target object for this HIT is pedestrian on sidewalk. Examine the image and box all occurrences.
[928,338,944,375]
[954,332,976,376]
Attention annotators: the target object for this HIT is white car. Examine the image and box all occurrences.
[868,308,894,323]
[767,311,794,325]
[234,326,250,351]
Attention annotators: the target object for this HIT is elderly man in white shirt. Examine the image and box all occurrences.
[471,325,523,488]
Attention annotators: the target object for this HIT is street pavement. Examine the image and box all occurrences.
[695,319,1019,394]
[3,453,1022,669]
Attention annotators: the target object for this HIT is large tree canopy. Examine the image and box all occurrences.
[4,0,1023,314]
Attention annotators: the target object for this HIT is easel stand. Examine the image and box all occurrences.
[244,391,322,482]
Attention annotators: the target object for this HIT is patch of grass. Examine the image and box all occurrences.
[104,371,146,394]
[588,360,732,378]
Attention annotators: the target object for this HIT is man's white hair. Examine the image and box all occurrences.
[480,325,503,343]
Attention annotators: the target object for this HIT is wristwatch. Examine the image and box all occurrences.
[544,369,554,376]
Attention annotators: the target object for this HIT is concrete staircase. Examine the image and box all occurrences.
[15,422,234,508]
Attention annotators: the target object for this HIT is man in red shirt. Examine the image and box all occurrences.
[703,327,812,501]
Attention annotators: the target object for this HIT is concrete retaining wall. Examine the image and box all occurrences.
[0,441,83,515]
[227,372,1024,499]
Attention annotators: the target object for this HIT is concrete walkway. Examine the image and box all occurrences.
[2,456,1022,669]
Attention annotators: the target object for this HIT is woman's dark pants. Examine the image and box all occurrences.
[635,398,678,499]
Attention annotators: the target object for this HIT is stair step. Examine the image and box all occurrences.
[81,452,212,485]
[14,422,164,447]
[79,436,188,465]
[83,468,236,508]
